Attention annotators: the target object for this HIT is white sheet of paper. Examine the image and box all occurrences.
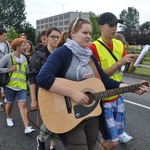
[134,45,149,67]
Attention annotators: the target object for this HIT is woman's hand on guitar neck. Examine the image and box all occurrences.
[120,81,149,95]
[134,81,149,95]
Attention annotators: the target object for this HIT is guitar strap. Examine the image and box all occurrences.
[90,57,110,140]
[36,109,40,126]
[90,57,101,80]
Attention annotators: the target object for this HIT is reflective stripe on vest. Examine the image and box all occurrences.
[7,56,28,90]
[93,37,124,100]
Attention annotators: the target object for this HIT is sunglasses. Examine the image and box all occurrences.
[72,17,86,30]
[72,17,80,30]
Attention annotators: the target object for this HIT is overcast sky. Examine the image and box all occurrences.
[25,0,150,28]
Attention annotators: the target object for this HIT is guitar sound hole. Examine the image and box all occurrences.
[84,92,94,105]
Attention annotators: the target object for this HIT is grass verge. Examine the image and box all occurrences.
[134,67,150,76]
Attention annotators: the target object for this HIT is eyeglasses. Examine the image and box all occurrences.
[48,35,60,39]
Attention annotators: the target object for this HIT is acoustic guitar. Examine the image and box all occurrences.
[38,77,149,133]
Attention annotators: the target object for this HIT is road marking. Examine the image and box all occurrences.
[125,99,150,110]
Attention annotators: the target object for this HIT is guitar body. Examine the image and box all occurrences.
[38,77,105,133]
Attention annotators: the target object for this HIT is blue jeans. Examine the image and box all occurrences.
[3,87,27,103]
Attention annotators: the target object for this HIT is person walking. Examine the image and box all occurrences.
[35,30,47,51]
[88,12,140,150]
[27,27,61,150]
[23,40,35,95]
[0,28,11,111]
[114,33,126,45]
[36,17,148,150]
[114,33,132,73]
[23,40,34,64]
[0,38,35,134]
[19,33,27,41]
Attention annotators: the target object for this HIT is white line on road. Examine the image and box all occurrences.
[125,99,150,110]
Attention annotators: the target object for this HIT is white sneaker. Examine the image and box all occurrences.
[25,126,35,134]
[6,118,14,127]
[4,98,7,104]
[119,131,133,143]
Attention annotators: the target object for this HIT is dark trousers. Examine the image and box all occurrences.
[60,116,99,150]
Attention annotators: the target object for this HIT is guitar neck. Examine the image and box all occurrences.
[95,81,149,100]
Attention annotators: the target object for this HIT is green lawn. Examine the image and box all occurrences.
[143,56,150,65]
[127,47,150,76]
[134,67,150,76]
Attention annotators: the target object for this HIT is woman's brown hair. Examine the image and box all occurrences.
[57,18,91,47]
[25,40,34,54]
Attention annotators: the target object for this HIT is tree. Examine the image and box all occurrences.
[140,21,150,33]
[89,12,101,41]
[139,21,150,45]
[35,31,41,46]
[19,22,36,45]
[119,7,140,32]
[7,28,18,40]
[119,7,140,44]
[0,0,26,30]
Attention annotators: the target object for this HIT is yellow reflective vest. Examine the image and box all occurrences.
[92,37,124,101]
[7,54,28,90]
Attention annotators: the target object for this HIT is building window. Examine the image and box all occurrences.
[37,21,40,25]
[59,15,63,20]
[41,20,44,24]
[49,18,53,22]
[54,17,58,21]
[64,20,69,25]
[45,19,48,23]
[64,27,68,31]
[41,25,44,29]
[59,28,63,32]
[64,14,69,19]
[49,23,53,27]
[45,25,49,30]
[59,21,63,26]
[54,23,58,26]
[37,26,40,29]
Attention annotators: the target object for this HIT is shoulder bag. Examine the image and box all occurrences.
[0,54,13,87]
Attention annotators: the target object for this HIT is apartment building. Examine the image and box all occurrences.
[36,11,89,33]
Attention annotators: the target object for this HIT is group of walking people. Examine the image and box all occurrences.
[0,30,35,134]
[0,12,149,150]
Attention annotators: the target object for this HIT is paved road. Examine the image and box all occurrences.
[0,74,150,150]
